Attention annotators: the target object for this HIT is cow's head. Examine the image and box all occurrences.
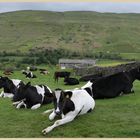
[53,88,65,116]
[12,82,31,103]
[53,89,73,116]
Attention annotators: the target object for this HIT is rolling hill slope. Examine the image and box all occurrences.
[0,10,140,55]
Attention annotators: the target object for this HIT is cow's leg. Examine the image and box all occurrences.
[42,109,54,115]
[3,93,14,98]
[31,103,41,110]
[16,101,27,109]
[0,91,4,97]
[48,111,57,121]
[13,101,22,106]
[42,111,78,134]
[123,85,133,94]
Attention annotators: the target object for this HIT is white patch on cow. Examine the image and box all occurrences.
[31,103,41,110]
[46,86,52,93]
[71,89,95,115]
[11,79,21,87]
[55,90,61,103]
[30,72,33,78]
[35,85,45,102]
[55,90,61,113]
[81,81,93,89]
[3,93,14,98]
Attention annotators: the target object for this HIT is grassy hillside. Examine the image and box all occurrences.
[0,10,140,58]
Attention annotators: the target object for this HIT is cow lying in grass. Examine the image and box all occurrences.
[91,67,140,99]
[80,67,140,99]
[22,70,37,79]
[42,88,95,134]
[64,77,79,85]
[13,82,53,110]
[0,76,21,98]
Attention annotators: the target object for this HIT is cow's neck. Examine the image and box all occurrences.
[6,80,17,94]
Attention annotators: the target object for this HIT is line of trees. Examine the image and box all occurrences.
[0,48,132,70]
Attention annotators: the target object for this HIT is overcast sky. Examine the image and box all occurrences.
[0,2,140,13]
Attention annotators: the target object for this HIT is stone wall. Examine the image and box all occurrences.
[74,61,140,76]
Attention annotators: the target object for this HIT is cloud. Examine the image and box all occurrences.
[0,2,140,13]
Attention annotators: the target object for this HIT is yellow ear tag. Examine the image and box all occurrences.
[66,95,69,98]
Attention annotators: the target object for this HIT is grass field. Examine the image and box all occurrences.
[0,10,140,137]
[0,64,140,138]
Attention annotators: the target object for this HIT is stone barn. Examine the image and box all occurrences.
[59,59,96,69]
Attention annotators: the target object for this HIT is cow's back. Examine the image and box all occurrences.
[92,72,131,99]
[71,90,95,115]
[43,86,53,104]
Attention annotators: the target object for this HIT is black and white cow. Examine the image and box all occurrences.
[12,82,53,110]
[81,67,140,99]
[22,70,37,78]
[42,88,95,134]
[0,76,21,98]
[64,77,79,85]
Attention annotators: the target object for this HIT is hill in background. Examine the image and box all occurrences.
[0,10,140,59]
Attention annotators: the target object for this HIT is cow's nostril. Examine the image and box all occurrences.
[55,111,61,115]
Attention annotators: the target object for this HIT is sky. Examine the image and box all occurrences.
[0,2,140,13]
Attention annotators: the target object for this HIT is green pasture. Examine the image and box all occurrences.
[1,11,140,56]
[0,65,140,138]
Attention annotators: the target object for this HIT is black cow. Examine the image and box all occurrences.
[22,70,37,78]
[64,77,79,85]
[0,76,21,98]
[79,73,102,82]
[91,67,140,99]
[13,82,53,110]
[54,71,70,82]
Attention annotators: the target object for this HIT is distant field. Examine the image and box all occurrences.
[0,11,140,60]
[96,59,129,67]
[0,63,140,137]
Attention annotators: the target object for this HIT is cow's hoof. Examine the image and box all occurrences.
[42,127,52,134]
